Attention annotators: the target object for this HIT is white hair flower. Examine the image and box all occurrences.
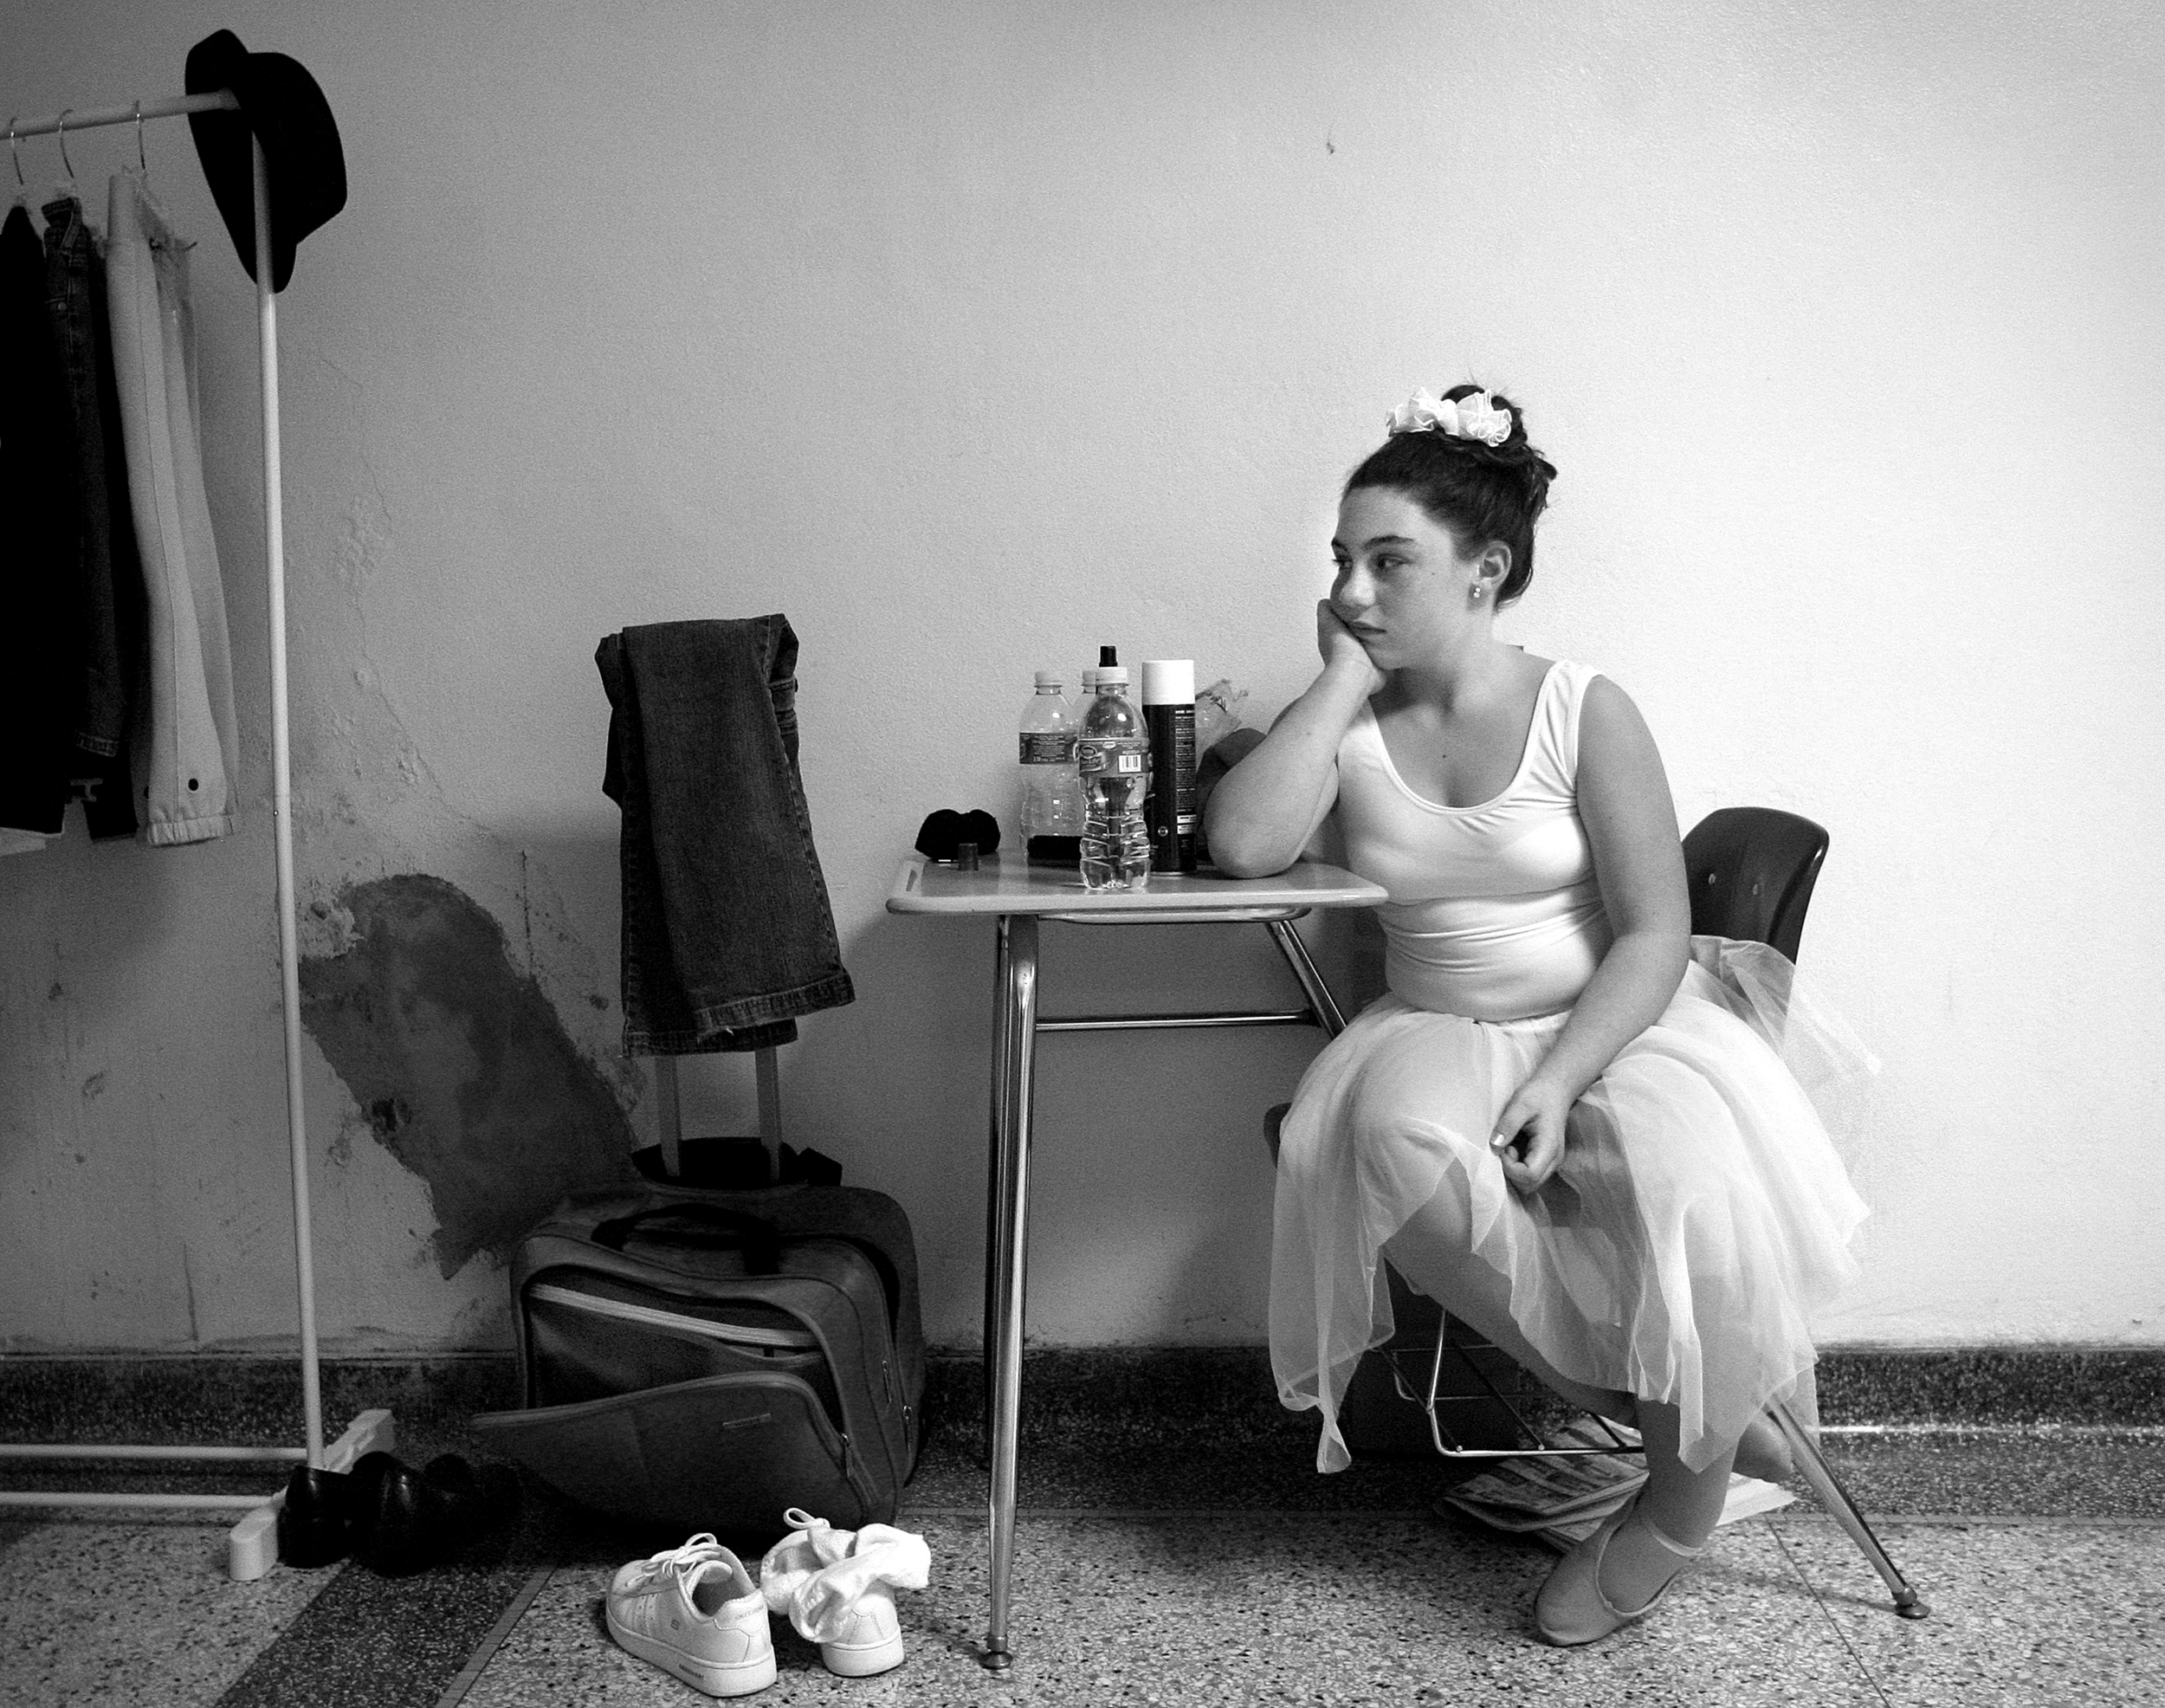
[1384,387,1514,448]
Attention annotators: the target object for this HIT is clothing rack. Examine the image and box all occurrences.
[0,87,391,1579]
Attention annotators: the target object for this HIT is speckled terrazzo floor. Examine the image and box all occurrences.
[458,1513,2165,1708]
[2,1349,2161,1707]
[9,1506,2162,1706]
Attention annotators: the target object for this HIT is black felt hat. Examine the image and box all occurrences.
[184,29,346,293]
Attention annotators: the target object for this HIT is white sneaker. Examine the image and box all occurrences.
[606,1533,776,1698]
[814,1582,907,1678]
[759,1509,927,1679]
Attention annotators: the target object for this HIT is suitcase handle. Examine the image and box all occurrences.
[590,1205,784,1273]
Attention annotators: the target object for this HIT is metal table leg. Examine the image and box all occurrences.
[982,923,1012,1462]
[1265,915,1347,1037]
[981,914,1039,1670]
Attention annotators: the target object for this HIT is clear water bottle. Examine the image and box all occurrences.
[1018,670,1085,858]
[1076,665,1151,891]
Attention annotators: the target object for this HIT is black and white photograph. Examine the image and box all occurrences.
[3,3,2160,1703]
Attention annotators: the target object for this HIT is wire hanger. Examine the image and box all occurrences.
[6,118,23,210]
[54,108,78,199]
[134,99,148,177]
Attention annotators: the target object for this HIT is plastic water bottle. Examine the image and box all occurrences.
[1076,665,1151,891]
[1018,670,1084,860]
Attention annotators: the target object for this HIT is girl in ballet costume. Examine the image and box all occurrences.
[1208,385,1871,1645]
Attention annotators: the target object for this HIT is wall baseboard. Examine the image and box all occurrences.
[2,1344,2158,1446]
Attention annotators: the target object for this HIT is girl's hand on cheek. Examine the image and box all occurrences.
[1315,600,1385,695]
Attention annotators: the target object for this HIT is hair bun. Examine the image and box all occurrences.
[1434,384,1522,445]
[1434,387,1553,493]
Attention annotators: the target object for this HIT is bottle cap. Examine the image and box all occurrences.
[1097,666,1129,686]
[1034,669,1064,690]
[1141,660,1194,704]
[1080,667,1100,690]
[1097,644,1119,668]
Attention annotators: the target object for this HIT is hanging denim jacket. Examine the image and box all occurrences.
[45,193,145,838]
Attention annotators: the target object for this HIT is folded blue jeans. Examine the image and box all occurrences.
[598,616,855,1054]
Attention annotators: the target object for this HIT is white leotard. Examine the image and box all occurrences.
[1335,660,1612,1022]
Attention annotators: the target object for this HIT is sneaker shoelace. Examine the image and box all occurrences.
[629,1532,728,1598]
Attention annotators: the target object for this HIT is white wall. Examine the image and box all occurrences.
[3,0,2159,1353]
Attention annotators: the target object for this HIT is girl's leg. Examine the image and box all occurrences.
[1596,1402,1733,1608]
[1386,1173,1792,1478]
[1535,1403,1738,1640]
[1386,1159,1786,1621]
[1384,1186,1637,1427]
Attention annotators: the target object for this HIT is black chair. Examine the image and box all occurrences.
[1272,806,1927,1618]
[1684,805,1826,961]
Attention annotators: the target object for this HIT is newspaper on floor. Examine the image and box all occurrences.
[1438,1418,1648,1538]
[1438,1418,1796,1552]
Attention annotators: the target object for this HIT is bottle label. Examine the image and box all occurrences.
[1076,743,1145,777]
[1019,733,1076,764]
[1144,703,1199,871]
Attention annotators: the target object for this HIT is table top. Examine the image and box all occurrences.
[887,852,1386,921]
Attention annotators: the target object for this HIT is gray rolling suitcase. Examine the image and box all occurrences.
[474,1185,923,1538]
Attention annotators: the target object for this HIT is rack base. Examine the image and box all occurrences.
[0,1407,396,1581]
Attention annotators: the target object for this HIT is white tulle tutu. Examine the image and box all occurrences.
[1271,936,1873,1474]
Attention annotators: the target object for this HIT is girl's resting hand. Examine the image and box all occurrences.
[1315,600,1386,695]
[1490,1076,1574,1194]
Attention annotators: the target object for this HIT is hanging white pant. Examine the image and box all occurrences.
[107,168,239,846]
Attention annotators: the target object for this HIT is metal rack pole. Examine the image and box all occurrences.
[252,128,325,1468]
[5,92,235,137]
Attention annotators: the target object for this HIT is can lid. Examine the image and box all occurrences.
[1034,669,1065,689]
[1141,659,1195,703]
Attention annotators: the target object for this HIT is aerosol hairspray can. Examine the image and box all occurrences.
[1141,659,1198,873]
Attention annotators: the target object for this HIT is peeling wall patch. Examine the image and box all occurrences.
[298,874,633,1276]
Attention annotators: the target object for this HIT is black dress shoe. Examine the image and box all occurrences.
[351,1450,436,1575]
[423,1453,522,1554]
[275,1463,359,1568]
[350,1450,522,1575]
[338,1452,401,1573]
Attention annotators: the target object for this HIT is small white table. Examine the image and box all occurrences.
[886,852,1386,1668]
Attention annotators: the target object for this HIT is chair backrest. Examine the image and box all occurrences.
[1681,806,1829,963]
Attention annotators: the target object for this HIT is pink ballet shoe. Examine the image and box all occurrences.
[1534,1496,1703,1647]
[1733,1410,1795,1484]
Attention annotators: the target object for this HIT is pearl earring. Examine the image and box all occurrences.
[1470,583,1484,599]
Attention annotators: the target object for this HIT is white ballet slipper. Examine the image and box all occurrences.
[1535,1495,1703,1647]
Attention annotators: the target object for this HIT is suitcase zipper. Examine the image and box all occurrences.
[527,1283,820,1350]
